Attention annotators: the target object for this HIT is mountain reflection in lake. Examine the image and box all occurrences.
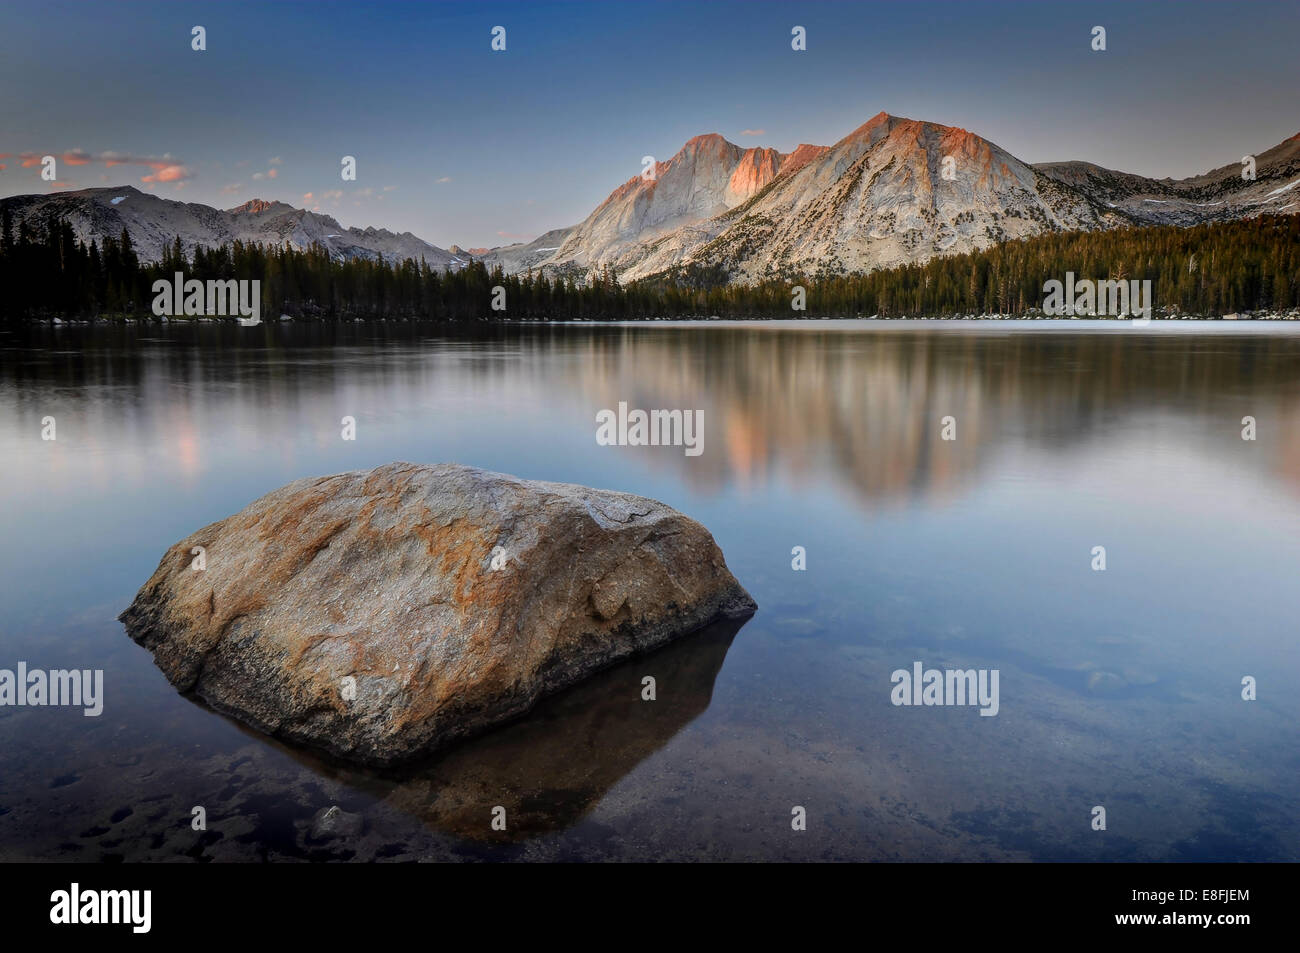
[1,319,1298,861]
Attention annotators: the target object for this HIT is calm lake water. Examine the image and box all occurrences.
[1,319,1298,862]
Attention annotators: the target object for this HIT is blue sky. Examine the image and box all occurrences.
[1,0,1297,248]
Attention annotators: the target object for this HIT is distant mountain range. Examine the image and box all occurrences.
[0,186,469,270]
[482,112,1300,283]
[3,112,1297,283]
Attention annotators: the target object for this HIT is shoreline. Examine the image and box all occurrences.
[9,311,1300,325]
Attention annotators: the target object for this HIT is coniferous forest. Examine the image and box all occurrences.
[1,207,1296,321]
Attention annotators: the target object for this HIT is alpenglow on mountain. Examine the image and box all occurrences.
[481,112,1300,283]
[0,186,468,270]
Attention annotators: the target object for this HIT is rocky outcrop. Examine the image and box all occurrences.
[119,463,755,766]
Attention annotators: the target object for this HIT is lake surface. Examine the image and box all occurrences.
[1,319,1298,862]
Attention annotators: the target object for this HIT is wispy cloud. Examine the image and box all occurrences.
[9,150,193,185]
[739,128,766,137]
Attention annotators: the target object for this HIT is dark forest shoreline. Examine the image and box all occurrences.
[2,212,1296,323]
[9,313,1300,332]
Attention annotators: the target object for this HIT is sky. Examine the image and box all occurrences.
[1,0,1297,249]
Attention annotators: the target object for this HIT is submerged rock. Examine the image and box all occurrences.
[1085,670,1126,695]
[119,462,755,766]
[308,805,363,841]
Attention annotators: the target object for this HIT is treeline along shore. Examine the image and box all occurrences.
[2,209,1297,321]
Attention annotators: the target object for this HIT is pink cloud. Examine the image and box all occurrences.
[16,149,94,166]
[9,150,193,186]
[141,164,191,183]
[739,128,766,137]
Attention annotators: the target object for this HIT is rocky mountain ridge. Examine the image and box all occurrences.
[0,185,468,269]
[482,112,1300,283]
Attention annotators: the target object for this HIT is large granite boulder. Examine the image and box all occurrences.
[119,462,755,766]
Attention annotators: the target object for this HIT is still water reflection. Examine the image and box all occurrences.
[1,320,1297,861]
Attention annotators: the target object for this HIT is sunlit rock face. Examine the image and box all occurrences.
[727,146,786,204]
[120,462,755,766]
[540,135,794,270]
